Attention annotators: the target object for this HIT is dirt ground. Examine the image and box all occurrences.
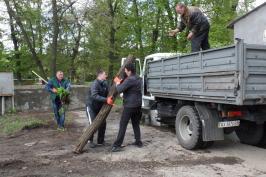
[1,106,266,177]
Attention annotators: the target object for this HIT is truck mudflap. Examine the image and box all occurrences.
[195,103,224,141]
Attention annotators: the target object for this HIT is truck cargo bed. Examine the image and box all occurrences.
[147,41,266,105]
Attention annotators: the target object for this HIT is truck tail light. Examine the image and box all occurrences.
[227,111,242,118]
[221,111,243,118]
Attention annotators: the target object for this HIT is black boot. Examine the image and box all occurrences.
[111,146,122,152]
[131,141,143,148]
[89,141,96,148]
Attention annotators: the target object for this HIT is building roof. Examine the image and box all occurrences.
[228,2,266,28]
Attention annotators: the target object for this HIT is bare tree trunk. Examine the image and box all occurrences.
[4,0,47,78]
[151,7,161,53]
[132,0,144,58]
[164,0,175,28]
[37,1,43,54]
[70,23,82,81]
[231,0,239,11]
[51,0,59,76]
[243,0,249,12]
[8,12,21,82]
[108,26,115,80]
[107,0,119,80]
[68,2,85,82]
[74,55,135,153]
[163,0,177,51]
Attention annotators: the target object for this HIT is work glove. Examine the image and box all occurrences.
[113,76,123,85]
[107,96,114,106]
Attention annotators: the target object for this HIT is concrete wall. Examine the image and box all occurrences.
[0,85,89,113]
[234,5,266,45]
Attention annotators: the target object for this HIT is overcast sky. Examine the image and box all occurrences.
[254,0,265,6]
[0,0,265,50]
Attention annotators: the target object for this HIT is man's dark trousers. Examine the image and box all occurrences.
[113,107,142,147]
[191,29,210,52]
[52,99,65,128]
[86,106,106,144]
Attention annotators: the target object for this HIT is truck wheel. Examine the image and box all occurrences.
[258,123,266,147]
[175,105,203,150]
[235,120,264,145]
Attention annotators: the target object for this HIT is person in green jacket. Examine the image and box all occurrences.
[45,71,71,131]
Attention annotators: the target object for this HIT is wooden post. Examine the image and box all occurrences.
[74,55,135,153]
[1,96,4,116]
[12,96,15,110]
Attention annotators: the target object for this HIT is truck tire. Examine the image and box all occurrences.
[235,120,264,146]
[258,123,266,147]
[175,105,203,150]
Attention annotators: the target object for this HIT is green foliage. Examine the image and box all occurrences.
[0,43,14,72]
[57,87,70,116]
[0,57,13,72]
[1,0,256,83]
[57,87,70,101]
[203,0,237,47]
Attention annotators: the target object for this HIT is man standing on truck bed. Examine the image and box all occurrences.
[111,63,143,152]
[169,3,210,52]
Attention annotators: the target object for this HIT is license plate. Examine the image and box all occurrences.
[218,120,240,128]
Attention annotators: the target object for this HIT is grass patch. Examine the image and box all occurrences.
[0,115,49,135]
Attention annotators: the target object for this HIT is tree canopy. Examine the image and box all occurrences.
[0,0,255,83]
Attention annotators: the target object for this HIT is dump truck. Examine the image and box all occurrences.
[123,40,266,150]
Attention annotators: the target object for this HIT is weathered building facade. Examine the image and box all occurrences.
[228,2,266,45]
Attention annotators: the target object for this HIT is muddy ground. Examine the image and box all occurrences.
[1,106,266,177]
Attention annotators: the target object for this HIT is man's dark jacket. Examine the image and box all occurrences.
[116,74,142,108]
[87,80,108,112]
[178,6,209,35]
